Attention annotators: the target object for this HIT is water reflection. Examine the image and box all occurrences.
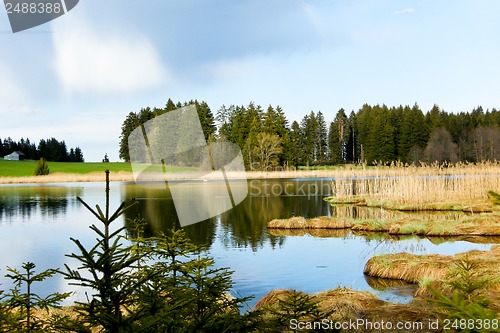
[0,185,83,221]
[121,179,334,250]
[0,180,496,308]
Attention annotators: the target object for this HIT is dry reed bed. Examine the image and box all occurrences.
[0,171,135,184]
[364,245,500,285]
[267,214,500,237]
[255,288,439,333]
[328,161,500,210]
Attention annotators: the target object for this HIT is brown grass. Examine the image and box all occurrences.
[364,275,417,290]
[255,287,440,333]
[268,214,500,237]
[267,228,351,238]
[0,169,344,184]
[327,161,500,211]
[267,216,352,229]
[364,245,500,284]
[0,171,134,184]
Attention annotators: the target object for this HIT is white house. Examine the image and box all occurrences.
[3,151,25,161]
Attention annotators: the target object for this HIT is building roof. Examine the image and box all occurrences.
[3,151,25,157]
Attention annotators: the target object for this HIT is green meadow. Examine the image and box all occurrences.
[0,159,132,177]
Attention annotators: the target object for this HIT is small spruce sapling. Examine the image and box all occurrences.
[63,170,151,333]
[427,257,497,331]
[34,158,50,176]
[5,262,70,332]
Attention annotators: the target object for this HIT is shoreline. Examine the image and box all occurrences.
[0,169,348,185]
[2,162,500,185]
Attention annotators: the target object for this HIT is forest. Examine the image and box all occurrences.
[119,100,500,170]
[0,137,84,162]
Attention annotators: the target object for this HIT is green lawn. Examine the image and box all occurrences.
[0,159,132,177]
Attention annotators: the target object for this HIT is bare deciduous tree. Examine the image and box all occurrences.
[252,133,283,171]
[424,127,458,164]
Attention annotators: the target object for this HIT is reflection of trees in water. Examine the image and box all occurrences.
[121,181,333,250]
[0,186,82,221]
[121,184,216,247]
[218,181,333,250]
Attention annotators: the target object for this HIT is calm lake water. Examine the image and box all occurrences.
[0,179,495,308]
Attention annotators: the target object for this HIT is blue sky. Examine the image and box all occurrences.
[0,0,499,161]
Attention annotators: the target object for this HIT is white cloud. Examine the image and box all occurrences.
[52,15,169,95]
[0,66,24,103]
[394,8,415,15]
[0,65,36,116]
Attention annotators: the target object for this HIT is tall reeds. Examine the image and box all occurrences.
[329,161,500,207]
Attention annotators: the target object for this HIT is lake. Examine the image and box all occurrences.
[0,179,495,308]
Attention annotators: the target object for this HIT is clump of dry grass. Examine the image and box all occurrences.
[268,214,500,237]
[328,161,500,210]
[253,289,295,310]
[267,228,351,238]
[255,287,440,332]
[364,245,500,285]
[364,253,451,283]
[386,215,500,236]
[351,219,392,232]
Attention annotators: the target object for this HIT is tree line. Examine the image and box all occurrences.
[0,137,84,162]
[119,99,500,169]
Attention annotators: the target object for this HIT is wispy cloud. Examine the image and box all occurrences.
[0,65,30,115]
[52,15,169,95]
[393,8,415,15]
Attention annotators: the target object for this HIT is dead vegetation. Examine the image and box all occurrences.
[326,161,500,212]
[267,214,500,237]
[364,245,500,286]
[267,216,353,229]
[255,288,440,333]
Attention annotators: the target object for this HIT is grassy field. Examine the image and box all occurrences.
[0,159,132,177]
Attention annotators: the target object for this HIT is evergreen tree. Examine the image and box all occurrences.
[165,98,177,111]
[289,120,303,167]
[426,104,445,130]
[68,148,76,162]
[244,114,263,169]
[63,171,150,332]
[345,111,358,163]
[74,147,84,162]
[34,158,50,176]
[5,262,70,332]
[398,104,428,162]
[328,108,348,164]
[3,137,17,153]
[119,112,141,162]
[185,100,216,141]
[300,112,318,165]
[262,105,291,167]
[315,111,328,164]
